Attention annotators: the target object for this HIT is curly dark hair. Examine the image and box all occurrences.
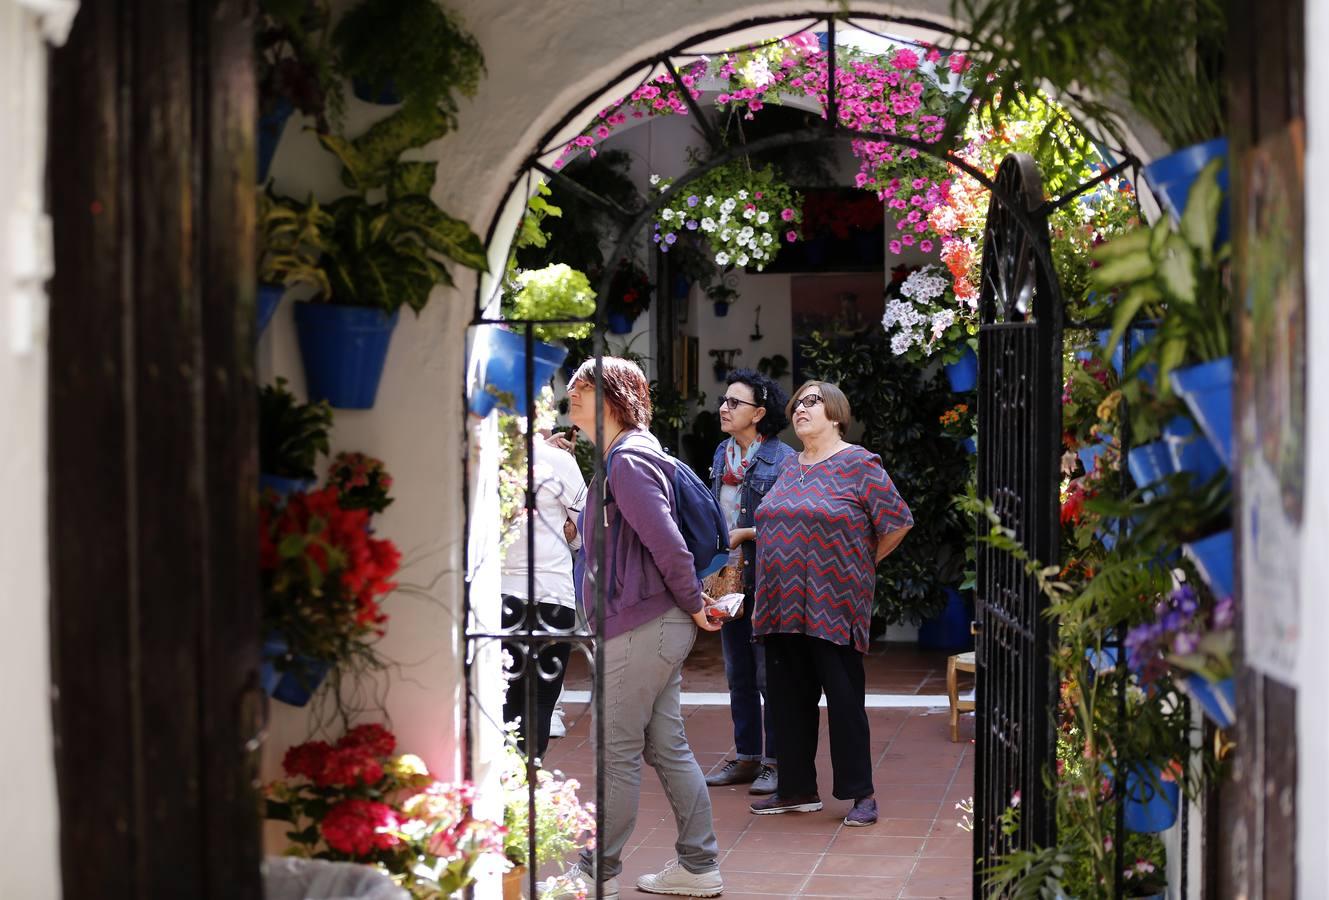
[726,369,788,438]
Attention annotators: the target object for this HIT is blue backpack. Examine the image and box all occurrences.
[605,445,730,578]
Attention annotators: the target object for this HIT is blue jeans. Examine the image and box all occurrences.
[721,613,776,764]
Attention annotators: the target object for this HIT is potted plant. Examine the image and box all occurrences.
[326,452,395,514]
[255,0,342,180]
[264,723,507,896]
[1093,159,1231,469]
[880,264,979,387]
[600,257,653,334]
[651,158,802,272]
[1126,584,1236,728]
[259,485,400,705]
[259,377,333,497]
[258,190,332,336]
[705,279,739,318]
[332,0,484,114]
[473,264,593,418]
[293,161,488,409]
[500,743,597,899]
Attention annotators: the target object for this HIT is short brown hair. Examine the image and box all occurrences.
[787,380,852,436]
[568,356,652,429]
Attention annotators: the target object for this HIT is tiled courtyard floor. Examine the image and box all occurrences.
[545,635,977,899]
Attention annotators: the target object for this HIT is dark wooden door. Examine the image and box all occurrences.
[46,2,263,897]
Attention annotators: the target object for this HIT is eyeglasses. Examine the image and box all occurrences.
[793,394,825,409]
[717,396,760,411]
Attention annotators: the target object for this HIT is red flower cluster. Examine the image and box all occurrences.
[282,724,397,787]
[321,797,401,856]
[801,189,885,240]
[260,486,400,654]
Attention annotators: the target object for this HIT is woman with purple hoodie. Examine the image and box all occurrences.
[549,356,725,900]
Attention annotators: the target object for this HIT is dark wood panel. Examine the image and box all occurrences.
[47,1,262,897]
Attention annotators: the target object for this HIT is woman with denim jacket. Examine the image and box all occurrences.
[702,369,797,797]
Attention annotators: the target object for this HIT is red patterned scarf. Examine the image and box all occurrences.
[722,437,762,486]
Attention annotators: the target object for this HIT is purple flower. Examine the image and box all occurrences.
[664,233,677,244]
[1171,632,1200,655]
[686,219,699,230]
[687,195,700,207]
[1213,595,1234,628]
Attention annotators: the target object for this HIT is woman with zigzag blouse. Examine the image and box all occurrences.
[748,380,913,828]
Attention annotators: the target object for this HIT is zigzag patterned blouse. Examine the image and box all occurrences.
[752,445,913,653]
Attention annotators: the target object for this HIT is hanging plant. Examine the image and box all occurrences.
[650,160,802,271]
[880,264,977,364]
[506,263,595,344]
[600,257,654,323]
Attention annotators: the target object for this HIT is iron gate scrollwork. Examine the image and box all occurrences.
[973,153,1063,891]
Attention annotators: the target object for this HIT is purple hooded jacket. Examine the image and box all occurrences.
[577,429,704,640]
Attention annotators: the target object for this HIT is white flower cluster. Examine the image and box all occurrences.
[881,265,969,359]
[653,177,791,271]
[899,266,949,303]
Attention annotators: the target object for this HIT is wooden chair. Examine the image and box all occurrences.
[947,650,976,742]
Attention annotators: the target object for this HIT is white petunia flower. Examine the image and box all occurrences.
[705,195,716,206]
[761,233,773,245]
[700,217,716,232]
[736,253,750,267]
[756,211,770,224]
[715,251,731,266]
[649,174,661,185]
[737,190,749,200]
[720,230,732,241]
[661,208,675,221]
[721,198,737,213]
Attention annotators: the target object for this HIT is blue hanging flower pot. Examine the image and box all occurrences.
[1142,137,1230,246]
[607,312,633,334]
[944,346,978,392]
[1170,356,1233,471]
[469,326,569,418]
[1184,674,1236,729]
[260,634,332,707]
[257,98,294,183]
[294,303,400,410]
[918,588,973,651]
[1183,529,1233,600]
[1127,440,1175,497]
[259,473,315,498]
[1101,763,1180,834]
[257,284,284,337]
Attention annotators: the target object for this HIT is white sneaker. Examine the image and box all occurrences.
[549,703,567,738]
[635,858,723,897]
[539,862,618,900]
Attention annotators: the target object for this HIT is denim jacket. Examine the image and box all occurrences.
[709,437,797,600]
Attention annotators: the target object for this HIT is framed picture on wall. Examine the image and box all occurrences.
[674,334,700,399]
[789,273,886,385]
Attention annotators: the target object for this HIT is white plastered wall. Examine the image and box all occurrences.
[0,2,77,897]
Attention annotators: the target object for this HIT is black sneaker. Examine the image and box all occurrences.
[705,758,760,786]
[749,793,823,815]
[748,764,777,795]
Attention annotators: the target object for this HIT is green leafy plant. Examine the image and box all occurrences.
[259,189,333,294]
[1093,158,1230,392]
[259,377,333,479]
[507,264,595,344]
[517,150,643,275]
[500,743,596,870]
[313,162,487,314]
[326,452,394,514]
[953,0,1226,152]
[332,0,484,125]
[257,0,342,131]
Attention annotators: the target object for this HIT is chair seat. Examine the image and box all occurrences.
[953,650,976,668]
[946,651,977,742]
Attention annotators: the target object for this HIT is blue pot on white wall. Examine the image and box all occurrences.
[261,634,332,707]
[257,98,294,183]
[1184,675,1236,729]
[294,303,400,409]
[1142,137,1230,246]
[257,284,284,336]
[1170,357,1233,471]
[1183,529,1233,600]
[469,326,568,418]
[944,346,978,392]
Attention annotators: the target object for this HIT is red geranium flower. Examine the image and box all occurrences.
[321,798,400,856]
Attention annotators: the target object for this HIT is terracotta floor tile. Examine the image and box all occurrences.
[716,869,814,895]
[813,853,918,877]
[828,833,928,856]
[722,849,825,875]
[921,836,974,859]
[909,857,972,879]
[732,829,836,853]
[899,875,972,898]
[871,817,941,837]
[800,873,907,897]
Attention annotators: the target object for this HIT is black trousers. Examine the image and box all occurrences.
[501,595,576,758]
[765,632,874,801]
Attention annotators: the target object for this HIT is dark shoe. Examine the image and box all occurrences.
[750,793,823,815]
[706,758,761,787]
[843,797,878,827]
[748,764,777,795]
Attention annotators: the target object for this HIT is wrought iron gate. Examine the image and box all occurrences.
[972,153,1064,889]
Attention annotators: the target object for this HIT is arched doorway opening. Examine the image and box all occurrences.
[464,12,1135,895]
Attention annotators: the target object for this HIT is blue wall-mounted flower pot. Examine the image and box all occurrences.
[1183,529,1233,600]
[257,284,284,337]
[607,312,633,334]
[1096,327,1156,385]
[1161,415,1224,485]
[1142,137,1230,246]
[962,437,977,455]
[259,473,315,498]
[294,303,399,410]
[1078,441,1107,475]
[261,635,332,707]
[945,346,978,392]
[1101,763,1180,834]
[672,273,691,299]
[1170,357,1233,471]
[469,326,569,418]
[257,98,294,183]
[713,301,731,317]
[918,588,973,651]
[1127,440,1175,495]
[1185,674,1235,729]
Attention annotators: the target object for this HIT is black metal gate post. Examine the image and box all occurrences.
[972,153,1064,892]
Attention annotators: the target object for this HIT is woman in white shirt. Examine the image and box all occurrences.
[501,411,587,758]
